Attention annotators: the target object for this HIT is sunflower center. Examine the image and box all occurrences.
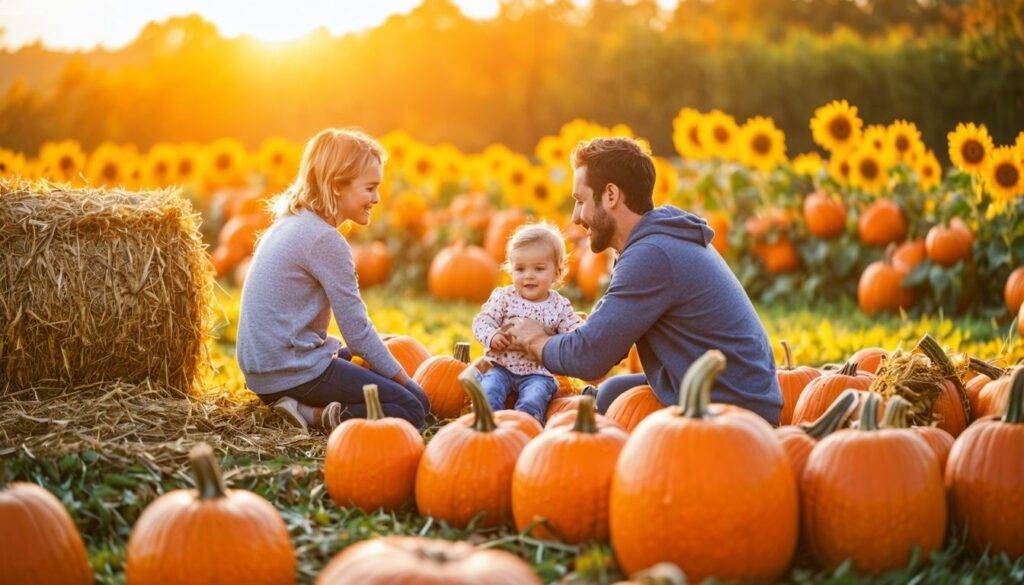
[534,185,549,200]
[688,127,701,146]
[859,158,879,180]
[215,153,231,170]
[102,163,118,181]
[713,126,729,144]
[179,159,193,175]
[839,161,851,177]
[272,153,283,165]
[155,162,168,176]
[511,170,525,185]
[922,165,934,178]
[829,117,851,141]
[995,162,1020,188]
[962,140,984,164]
[895,136,909,152]
[59,155,75,172]
[416,159,431,174]
[752,134,771,155]
[0,162,7,173]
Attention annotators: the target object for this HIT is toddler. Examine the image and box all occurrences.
[472,223,582,423]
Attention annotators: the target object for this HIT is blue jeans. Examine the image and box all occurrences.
[595,373,649,414]
[258,347,429,430]
[481,365,559,424]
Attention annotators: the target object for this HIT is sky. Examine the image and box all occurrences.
[0,0,679,51]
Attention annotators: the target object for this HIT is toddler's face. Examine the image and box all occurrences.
[510,242,558,301]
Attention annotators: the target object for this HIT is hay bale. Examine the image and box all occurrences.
[0,180,213,394]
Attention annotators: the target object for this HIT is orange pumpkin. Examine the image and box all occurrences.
[211,244,246,277]
[413,342,470,419]
[753,237,800,274]
[857,255,914,314]
[0,478,93,585]
[352,242,392,288]
[881,395,955,474]
[383,335,432,378]
[946,368,1024,559]
[624,345,643,374]
[610,351,798,581]
[707,211,730,256]
[483,209,528,263]
[125,444,296,585]
[801,394,946,574]
[965,366,1002,422]
[803,190,847,239]
[449,191,493,234]
[545,402,624,432]
[324,385,424,513]
[917,335,970,436]
[976,366,1022,418]
[848,347,888,374]
[219,212,270,257]
[925,221,972,266]
[857,198,906,246]
[577,249,613,300]
[776,340,822,425]
[1004,266,1024,315]
[546,394,587,420]
[513,396,629,543]
[455,407,543,440]
[891,239,927,273]
[415,364,532,528]
[428,242,499,302]
[792,361,873,424]
[776,389,858,482]
[606,385,664,432]
[315,536,541,584]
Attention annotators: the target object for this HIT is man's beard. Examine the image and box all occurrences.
[588,204,615,253]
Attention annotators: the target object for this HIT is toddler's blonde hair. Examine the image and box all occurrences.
[504,222,569,286]
[272,128,385,220]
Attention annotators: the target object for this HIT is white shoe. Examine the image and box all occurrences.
[271,397,309,433]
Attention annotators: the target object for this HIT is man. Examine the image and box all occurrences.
[507,137,782,424]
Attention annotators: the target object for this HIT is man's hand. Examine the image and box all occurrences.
[506,317,551,362]
[490,331,512,352]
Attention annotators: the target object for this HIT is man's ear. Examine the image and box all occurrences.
[604,183,622,209]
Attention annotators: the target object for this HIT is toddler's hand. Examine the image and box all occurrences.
[490,332,511,351]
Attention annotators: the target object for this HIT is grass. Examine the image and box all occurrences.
[6,288,1024,583]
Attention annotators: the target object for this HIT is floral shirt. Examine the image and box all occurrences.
[472,285,582,375]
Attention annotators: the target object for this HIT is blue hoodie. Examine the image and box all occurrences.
[543,206,782,424]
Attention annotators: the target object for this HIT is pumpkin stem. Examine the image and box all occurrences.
[780,340,794,370]
[571,395,599,434]
[838,360,860,376]
[453,341,470,364]
[968,357,1005,381]
[859,393,882,431]
[679,350,726,419]
[917,334,971,419]
[363,384,384,421]
[802,390,858,439]
[881,395,912,429]
[188,443,227,500]
[1005,367,1024,424]
[458,365,497,432]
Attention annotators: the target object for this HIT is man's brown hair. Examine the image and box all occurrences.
[570,137,656,215]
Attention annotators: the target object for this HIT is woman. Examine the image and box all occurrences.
[236,128,428,432]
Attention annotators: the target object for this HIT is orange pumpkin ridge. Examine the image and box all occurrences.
[945,368,1024,559]
[428,241,498,302]
[324,385,424,513]
[881,395,955,474]
[792,360,872,424]
[857,247,914,315]
[413,341,471,419]
[610,351,798,582]
[976,366,1022,419]
[777,389,858,482]
[1004,266,1024,315]
[513,396,629,543]
[384,335,432,378]
[801,393,946,575]
[776,340,822,425]
[606,385,664,432]
[965,357,1005,420]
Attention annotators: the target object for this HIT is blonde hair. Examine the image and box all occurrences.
[271,128,386,220]
[504,223,569,286]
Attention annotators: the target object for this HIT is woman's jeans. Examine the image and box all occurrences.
[258,348,429,430]
[481,364,559,424]
[595,373,649,414]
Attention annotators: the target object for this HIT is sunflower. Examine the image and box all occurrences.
[500,155,533,207]
[535,135,568,168]
[983,146,1024,202]
[700,109,740,160]
[40,139,86,183]
[559,119,593,145]
[652,157,679,206]
[610,123,635,138]
[175,143,203,185]
[0,148,26,179]
[887,120,923,164]
[914,149,942,192]
[480,143,514,176]
[947,122,993,174]
[738,116,786,172]
[404,145,440,186]
[672,108,708,161]
[390,189,429,233]
[828,151,853,186]
[1015,131,1024,164]
[791,152,824,176]
[143,143,179,187]
[861,124,895,165]
[203,138,248,186]
[381,130,415,169]
[256,137,300,189]
[849,147,889,194]
[434,142,469,184]
[810,100,863,153]
[523,169,563,218]
[86,142,132,187]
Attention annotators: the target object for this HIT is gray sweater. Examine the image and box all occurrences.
[236,209,402,394]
